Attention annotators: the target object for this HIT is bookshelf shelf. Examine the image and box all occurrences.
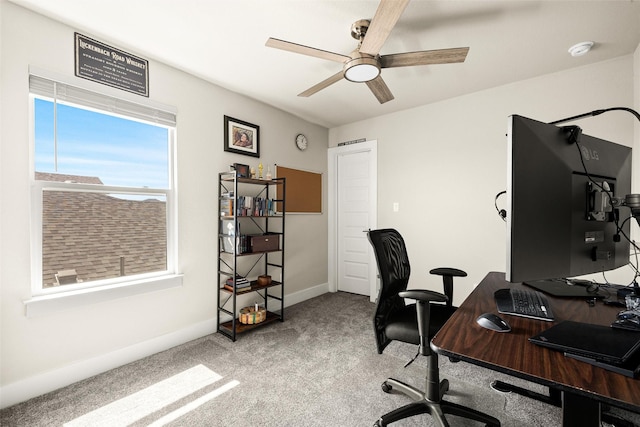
[217,171,286,341]
[218,311,282,334]
[220,280,283,295]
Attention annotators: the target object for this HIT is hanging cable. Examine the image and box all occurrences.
[495,191,507,222]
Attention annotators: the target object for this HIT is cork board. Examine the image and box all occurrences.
[275,165,322,213]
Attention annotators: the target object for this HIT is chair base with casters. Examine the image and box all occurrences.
[367,229,500,427]
[373,291,500,427]
[375,351,500,427]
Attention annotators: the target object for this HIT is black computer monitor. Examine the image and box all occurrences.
[506,115,632,284]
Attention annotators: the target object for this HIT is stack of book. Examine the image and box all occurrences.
[235,196,276,216]
[224,276,251,292]
[220,198,233,217]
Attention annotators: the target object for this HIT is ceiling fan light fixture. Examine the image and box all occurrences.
[267,0,469,102]
[344,57,380,82]
[568,41,594,57]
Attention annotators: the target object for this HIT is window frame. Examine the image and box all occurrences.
[25,69,180,315]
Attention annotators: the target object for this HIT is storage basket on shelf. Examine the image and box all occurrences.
[249,233,279,252]
[239,305,267,324]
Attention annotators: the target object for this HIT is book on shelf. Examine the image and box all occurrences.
[223,284,241,292]
[220,221,256,254]
[235,196,277,217]
[220,235,252,254]
[227,277,250,287]
[223,283,251,292]
[220,198,233,217]
[223,276,251,292]
[238,234,249,253]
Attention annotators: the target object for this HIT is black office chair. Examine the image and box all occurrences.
[367,228,500,427]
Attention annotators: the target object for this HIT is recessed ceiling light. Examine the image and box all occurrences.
[568,41,594,57]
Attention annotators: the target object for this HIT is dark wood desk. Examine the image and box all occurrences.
[431,271,640,426]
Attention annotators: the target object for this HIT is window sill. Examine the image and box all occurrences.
[24,274,183,318]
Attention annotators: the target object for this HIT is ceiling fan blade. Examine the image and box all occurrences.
[366,75,394,104]
[359,0,410,56]
[298,71,345,97]
[266,38,350,63]
[380,47,469,68]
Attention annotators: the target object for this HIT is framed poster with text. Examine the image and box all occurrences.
[75,33,149,97]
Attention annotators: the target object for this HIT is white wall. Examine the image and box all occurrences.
[330,54,639,305]
[0,1,328,407]
[2,0,639,410]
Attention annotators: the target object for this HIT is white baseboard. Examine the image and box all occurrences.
[0,318,216,409]
[283,282,330,307]
[0,283,330,409]
[217,282,329,323]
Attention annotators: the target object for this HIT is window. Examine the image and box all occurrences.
[29,74,177,296]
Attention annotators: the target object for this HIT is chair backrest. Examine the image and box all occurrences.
[367,228,412,353]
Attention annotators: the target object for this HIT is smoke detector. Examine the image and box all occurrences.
[568,41,594,57]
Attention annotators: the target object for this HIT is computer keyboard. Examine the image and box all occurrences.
[495,288,555,321]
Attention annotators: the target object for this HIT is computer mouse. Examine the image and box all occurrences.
[476,313,511,332]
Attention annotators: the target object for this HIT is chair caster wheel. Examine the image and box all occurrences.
[381,381,392,393]
[373,420,384,427]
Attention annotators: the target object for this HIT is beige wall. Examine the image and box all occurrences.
[0,1,328,406]
[2,0,639,409]
[330,54,639,305]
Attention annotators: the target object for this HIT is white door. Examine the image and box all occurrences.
[328,141,377,300]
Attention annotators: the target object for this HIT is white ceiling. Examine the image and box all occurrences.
[8,0,640,128]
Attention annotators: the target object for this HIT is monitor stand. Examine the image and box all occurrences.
[523,279,606,299]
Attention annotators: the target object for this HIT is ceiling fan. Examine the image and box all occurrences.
[265,0,469,104]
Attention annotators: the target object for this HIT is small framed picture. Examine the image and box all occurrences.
[224,115,260,158]
[234,163,250,178]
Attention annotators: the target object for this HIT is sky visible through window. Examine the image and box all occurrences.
[35,98,169,189]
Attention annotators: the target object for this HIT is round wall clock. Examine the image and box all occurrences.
[295,133,308,151]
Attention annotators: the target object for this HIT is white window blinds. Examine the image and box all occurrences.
[29,74,176,127]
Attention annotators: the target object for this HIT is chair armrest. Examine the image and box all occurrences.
[400,290,448,356]
[429,267,467,278]
[429,267,466,308]
[398,289,448,304]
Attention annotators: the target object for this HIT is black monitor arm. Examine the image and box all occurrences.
[549,107,640,125]
[611,194,640,227]
[551,107,640,227]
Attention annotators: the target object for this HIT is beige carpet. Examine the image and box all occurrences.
[2,292,638,426]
